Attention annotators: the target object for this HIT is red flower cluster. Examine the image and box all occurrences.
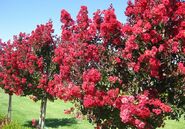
[83,68,101,83]
[100,7,122,46]
[108,76,122,84]
[178,62,185,74]
[29,21,54,50]
[83,88,119,108]
[116,91,171,129]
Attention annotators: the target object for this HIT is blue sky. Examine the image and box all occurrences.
[0,0,128,41]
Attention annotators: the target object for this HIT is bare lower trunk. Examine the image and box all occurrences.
[38,97,47,129]
[38,98,44,126]
[7,94,12,121]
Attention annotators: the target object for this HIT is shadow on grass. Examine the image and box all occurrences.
[23,118,78,128]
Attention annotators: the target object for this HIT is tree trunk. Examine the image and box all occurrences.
[38,97,47,129]
[38,98,44,126]
[7,94,12,121]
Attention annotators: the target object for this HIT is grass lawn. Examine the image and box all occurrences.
[160,118,185,129]
[0,89,185,129]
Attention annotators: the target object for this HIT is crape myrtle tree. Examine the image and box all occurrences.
[51,0,185,129]
[0,21,57,129]
[0,39,15,121]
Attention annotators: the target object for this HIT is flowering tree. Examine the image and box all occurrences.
[52,0,185,129]
[0,39,17,121]
[0,21,57,129]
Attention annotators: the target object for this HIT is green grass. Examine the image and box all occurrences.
[159,118,185,129]
[0,89,185,129]
[2,121,31,129]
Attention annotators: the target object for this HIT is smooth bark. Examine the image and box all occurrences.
[7,94,12,121]
[39,97,47,129]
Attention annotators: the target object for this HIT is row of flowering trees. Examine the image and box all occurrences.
[1,0,185,129]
